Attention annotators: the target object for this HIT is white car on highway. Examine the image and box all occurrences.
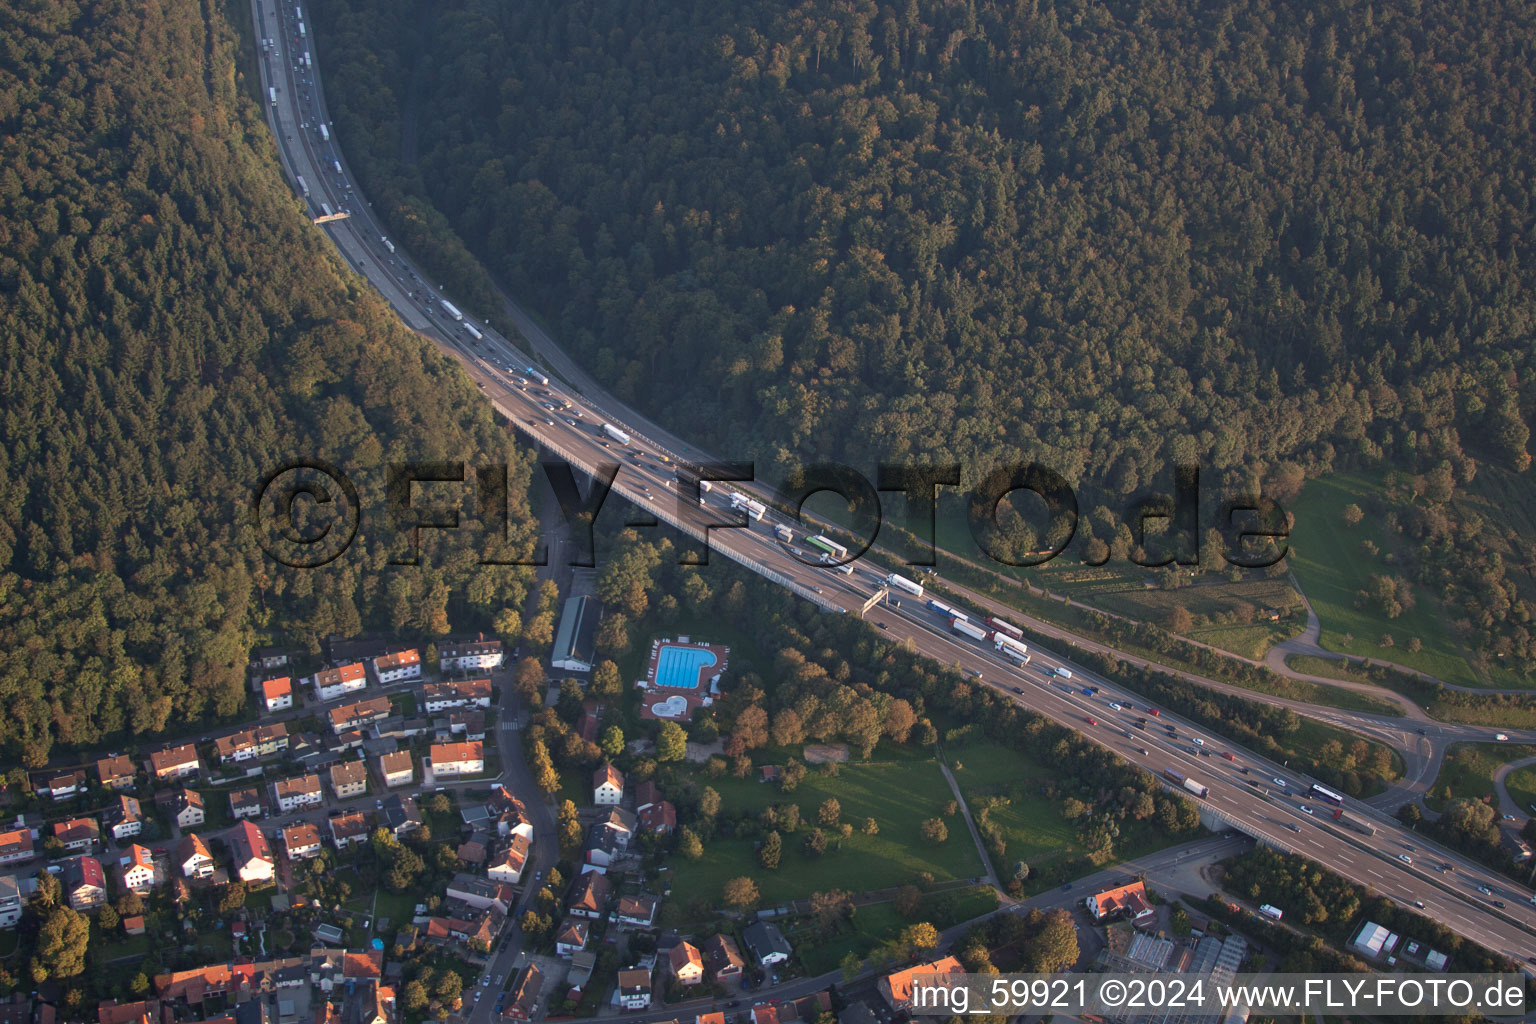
[1272,777,1287,788]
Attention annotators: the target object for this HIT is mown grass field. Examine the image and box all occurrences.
[671,759,986,908]
[788,885,1000,975]
[1505,763,1536,816]
[1424,741,1536,812]
[1288,473,1501,688]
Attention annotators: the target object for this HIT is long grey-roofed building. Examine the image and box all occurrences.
[552,596,602,673]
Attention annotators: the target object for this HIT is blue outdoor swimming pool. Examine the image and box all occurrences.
[655,645,717,689]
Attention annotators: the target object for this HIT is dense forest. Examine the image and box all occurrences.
[316,0,1535,504]
[0,0,538,765]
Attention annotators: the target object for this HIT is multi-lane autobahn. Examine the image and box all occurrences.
[249,0,1536,969]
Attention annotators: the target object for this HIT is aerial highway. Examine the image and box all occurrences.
[249,0,1536,968]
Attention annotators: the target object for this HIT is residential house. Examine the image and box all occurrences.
[593,764,624,806]
[878,957,966,1010]
[260,676,294,712]
[613,894,657,927]
[177,834,215,879]
[53,817,100,853]
[378,751,414,789]
[597,807,635,849]
[122,915,146,935]
[423,905,504,952]
[329,696,392,735]
[421,678,492,714]
[329,810,370,849]
[171,788,205,829]
[743,921,793,966]
[445,874,515,915]
[229,788,264,821]
[555,919,589,957]
[229,820,275,883]
[702,935,745,981]
[750,1008,779,1024]
[1085,881,1154,922]
[329,761,368,800]
[153,964,239,1003]
[639,800,677,836]
[437,634,503,673]
[309,663,367,702]
[145,744,201,783]
[567,872,611,919]
[428,741,484,778]
[380,795,422,837]
[95,755,136,791]
[668,942,704,986]
[457,840,487,867]
[63,856,107,910]
[503,963,544,1021]
[583,826,619,874]
[0,830,33,867]
[213,723,289,764]
[488,785,535,840]
[107,794,144,841]
[615,969,651,1011]
[43,770,85,802]
[448,711,486,740]
[487,833,530,884]
[370,649,421,685]
[282,823,323,860]
[272,774,323,813]
[252,646,290,671]
[119,844,157,893]
[634,781,660,813]
[0,874,22,928]
[698,1014,727,1024]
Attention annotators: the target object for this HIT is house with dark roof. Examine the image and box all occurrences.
[438,634,504,673]
[381,795,422,837]
[615,969,651,1011]
[743,921,793,965]
[107,794,144,841]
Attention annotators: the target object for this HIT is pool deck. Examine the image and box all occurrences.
[638,637,730,721]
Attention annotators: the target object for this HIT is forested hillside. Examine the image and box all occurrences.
[316,0,1535,506]
[0,0,538,765]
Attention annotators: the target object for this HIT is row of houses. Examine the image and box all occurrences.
[603,924,795,1012]
[288,635,505,706]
